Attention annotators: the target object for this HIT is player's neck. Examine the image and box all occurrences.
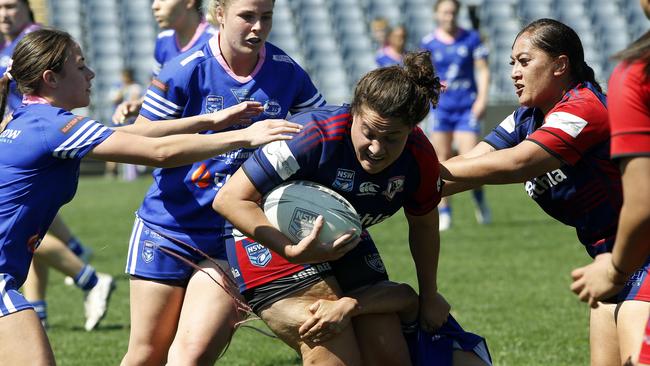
[175,12,202,48]
[218,36,259,77]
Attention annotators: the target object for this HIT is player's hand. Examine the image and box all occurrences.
[285,216,360,264]
[112,100,143,124]
[471,100,486,121]
[570,253,627,308]
[419,292,450,333]
[211,101,264,130]
[241,119,302,148]
[299,297,356,344]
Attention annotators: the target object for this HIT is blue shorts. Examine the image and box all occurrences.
[614,256,650,303]
[426,108,481,134]
[125,216,228,284]
[406,314,492,366]
[0,273,33,317]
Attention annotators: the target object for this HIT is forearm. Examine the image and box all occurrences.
[116,114,213,137]
[345,282,419,323]
[441,180,483,196]
[408,220,440,296]
[474,64,489,109]
[441,151,526,183]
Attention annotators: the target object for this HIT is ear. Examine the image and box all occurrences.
[186,0,196,11]
[41,70,59,89]
[553,55,569,77]
[215,4,225,27]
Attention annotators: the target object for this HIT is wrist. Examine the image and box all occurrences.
[608,258,631,285]
[341,297,361,317]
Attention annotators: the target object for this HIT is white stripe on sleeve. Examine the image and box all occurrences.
[543,111,588,138]
[261,140,300,180]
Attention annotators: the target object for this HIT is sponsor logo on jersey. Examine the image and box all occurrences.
[151,78,168,92]
[231,267,241,278]
[359,213,389,227]
[291,263,332,280]
[358,182,380,196]
[272,54,293,64]
[60,115,84,133]
[205,95,224,113]
[231,88,253,103]
[289,207,319,242]
[383,176,405,201]
[263,100,282,117]
[332,169,355,192]
[244,242,272,267]
[142,241,155,263]
[525,169,567,199]
[0,128,21,142]
[27,233,42,253]
[190,163,212,189]
[626,269,645,287]
[365,253,386,273]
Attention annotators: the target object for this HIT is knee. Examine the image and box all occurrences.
[122,344,166,366]
[167,340,220,366]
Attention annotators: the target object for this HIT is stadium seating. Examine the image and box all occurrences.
[47,0,650,110]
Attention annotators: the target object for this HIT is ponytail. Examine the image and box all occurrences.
[0,73,12,132]
[576,61,602,93]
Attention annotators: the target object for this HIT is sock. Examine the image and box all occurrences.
[439,205,452,216]
[74,264,98,291]
[67,237,84,257]
[472,189,485,206]
[31,300,47,321]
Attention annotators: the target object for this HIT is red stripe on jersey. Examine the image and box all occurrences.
[404,128,441,215]
[297,116,349,149]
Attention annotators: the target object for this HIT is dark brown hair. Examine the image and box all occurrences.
[515,18,602,93]
[434,0,460,12]
[613,31,650,78]
[351,51,441,128]
[0,28,75,119]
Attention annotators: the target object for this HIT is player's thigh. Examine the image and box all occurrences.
[353,313,411,366]
[260,277,362,365]
[453,350,491,366]
[0,309,54,365]
[126,277,185,351]
[590,303,621,366]
[169,259,241,360]
[453,131,480,155]
[430,131,454,160]
[616,300,650,364]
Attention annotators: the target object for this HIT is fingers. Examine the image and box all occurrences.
[569,277,584,294]
[307,215,324,242]
[331,232,360,257]
[299,316,319,337]
[570,267,585,280]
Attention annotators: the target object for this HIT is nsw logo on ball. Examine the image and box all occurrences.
[288,207,319,242]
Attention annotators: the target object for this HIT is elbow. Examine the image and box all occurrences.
[212,188,230,216]
[149,143,180,168]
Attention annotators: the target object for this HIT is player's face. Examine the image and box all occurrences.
[510,32,562,113]
[0,0,31,39]
[55,44,95,110]
[434,0,458,33]
[216,0,273,57]
[351,105,411,174]
[387,27,406,52]
[151,0,187,30]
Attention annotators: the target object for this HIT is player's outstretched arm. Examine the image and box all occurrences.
[298,281,419,343]
[116,101,265,137]
[87,119,301,168]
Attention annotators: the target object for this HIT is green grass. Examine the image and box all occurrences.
[45,177,591,365]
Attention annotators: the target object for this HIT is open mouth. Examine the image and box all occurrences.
[514,84,524,96]
[246,37,262,45]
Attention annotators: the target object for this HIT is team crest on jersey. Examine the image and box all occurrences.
[289,207,319,242]
[263,100,282,117]
[244,242,272,267]
[332,169,355,192]
[205,95,224,113]
[358,182,380,196]
[365,253,386,273]
[383,176,405,201]
[231,88,253,103]
[142,241,155,263]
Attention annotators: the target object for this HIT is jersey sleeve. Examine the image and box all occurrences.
[470,31,489,60]
[609,62,650,158]
[43,111,114,160]
[288,65,327,114]
[242,117,324,196]
[526,94,609,165]
[403,127,442,216]
[140,57,193,121]
[483,111,521,150]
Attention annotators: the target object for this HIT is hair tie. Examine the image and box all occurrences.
[4,59,13,81]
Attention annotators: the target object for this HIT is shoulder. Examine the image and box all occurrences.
[264,42,306,71]
[291,105,351,128]
[157,43,211,82]
[157,29,175,40]
[550,84,607,122]
[421,32,437,46]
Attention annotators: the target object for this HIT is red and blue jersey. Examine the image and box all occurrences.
[152,19,215,76]
[230,105,442,291]
[0,23,41,116]
[420,28,488,112]
[0,101,113,286]
[484,82,621,257]
[137,33,326,247]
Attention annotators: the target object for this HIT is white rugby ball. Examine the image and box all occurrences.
[263,180,362,244]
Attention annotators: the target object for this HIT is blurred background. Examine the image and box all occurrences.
[28,0,650,125]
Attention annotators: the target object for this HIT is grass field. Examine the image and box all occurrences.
[44,176,591,365]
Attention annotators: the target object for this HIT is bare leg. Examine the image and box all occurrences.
[0,310,55,365]
[590,303,621,366]
[353,313,412,365]
[32,234,84,278]
[24,260,49,301]
[617,300,650,365]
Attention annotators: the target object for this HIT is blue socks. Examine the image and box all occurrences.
[67,237,84,257]
[74,264,98,291]
[472,189,485,206]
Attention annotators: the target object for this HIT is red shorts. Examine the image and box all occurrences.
[640,317,650,365]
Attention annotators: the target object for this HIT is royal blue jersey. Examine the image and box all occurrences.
[152,20,216,76]
[420,28,488,111]
[375,47,403,67]
[0,102,113,285]
[0,23,41,116]
[483,83,621,257]
[137,35,326,244]
[242,105,442,228]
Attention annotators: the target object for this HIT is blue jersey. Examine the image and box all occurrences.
[0,23,41,116]
[420,28,488,111]
[483,83,621,257]
[375,47,403,67]
[152,20,216,76]
[137,35,326,245]
[0,101,113,285]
